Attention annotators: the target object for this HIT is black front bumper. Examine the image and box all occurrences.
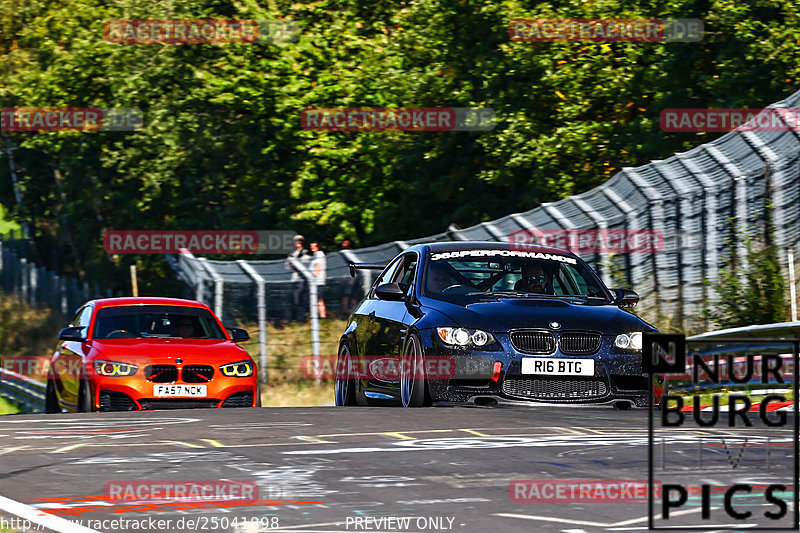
[422,330,651,406]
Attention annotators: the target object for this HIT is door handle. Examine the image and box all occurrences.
[368,311,376,323]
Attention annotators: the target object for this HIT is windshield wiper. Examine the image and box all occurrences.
[466,291,548,298]
[467,291,609,301]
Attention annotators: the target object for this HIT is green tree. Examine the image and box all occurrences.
[1,0,799,295]
[702,239,789,328]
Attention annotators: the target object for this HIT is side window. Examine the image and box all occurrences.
[371,258,403,297]
[77,307,93,328]
[397,256,418,294]
[69,307,84,327]
[70,306,92,328]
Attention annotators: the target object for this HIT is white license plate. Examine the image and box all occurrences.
[153,384,207,397]
[521,358,594,376]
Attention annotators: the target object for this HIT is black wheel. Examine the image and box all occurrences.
[401,333,430,407]
[256,384,262,407]
[45,377,59,414]
[77,379,95,413]
[335,342,357,406]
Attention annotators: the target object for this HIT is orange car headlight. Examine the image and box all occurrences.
[220,361,254,377]
[94,360,138,377]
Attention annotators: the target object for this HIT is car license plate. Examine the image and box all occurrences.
[153,384,207,397]
[521,358,594,376]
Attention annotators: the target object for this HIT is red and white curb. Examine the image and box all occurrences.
[679,400,796,412]
[0,494,101,533]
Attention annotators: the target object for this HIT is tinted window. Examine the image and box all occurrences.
[396,255,418,294]
[92,306,225,339]
[371,258,404,296]
[422,249,610,302]
[72,306,92,329]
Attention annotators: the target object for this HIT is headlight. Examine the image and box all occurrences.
[614,332,643,351]
[220,361,254,377]
[94,360,138,377]
[436,327,495,347]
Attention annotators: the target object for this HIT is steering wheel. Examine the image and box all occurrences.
[441,284,472,295]
[106,329,135,339]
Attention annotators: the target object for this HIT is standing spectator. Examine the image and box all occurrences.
[340,239,360,314]
[309,239,327,319]
[285,234,310,321]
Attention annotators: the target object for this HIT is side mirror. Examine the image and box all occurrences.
[375,282,406,301]
[613,288,639,309]
[228,328,250,342]
[59,326,86,342]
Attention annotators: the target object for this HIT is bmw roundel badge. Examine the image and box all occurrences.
[549,321,561,329]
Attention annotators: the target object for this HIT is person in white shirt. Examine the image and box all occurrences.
[285,234,310,321]
[309,240,327,318]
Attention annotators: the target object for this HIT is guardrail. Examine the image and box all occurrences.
[0,367,46,413]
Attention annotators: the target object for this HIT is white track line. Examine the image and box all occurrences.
[0,494,101,533]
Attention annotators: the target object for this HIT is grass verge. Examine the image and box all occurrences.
[672,387,794,406]
[239,318,345,407]
[0,396,20,415]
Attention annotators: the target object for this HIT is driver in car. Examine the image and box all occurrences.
[172,317,198,338]
[516,262,551,294]
[426,262,452,293]
[100,316,131,338]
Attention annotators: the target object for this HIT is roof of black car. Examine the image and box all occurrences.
[413,241,576,256]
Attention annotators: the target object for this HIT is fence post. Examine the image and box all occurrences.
[198,258,224,322]
[789,250,797,322]
[63,277,70,315]
[238,260,268,385]
[0,236,5,293]
[289,257,320,384]
[20,257,28,302]
[29,263,38,306]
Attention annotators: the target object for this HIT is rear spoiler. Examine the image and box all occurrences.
[348,262,387,278]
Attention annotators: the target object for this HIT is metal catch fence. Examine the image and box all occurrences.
[168,88,800,342]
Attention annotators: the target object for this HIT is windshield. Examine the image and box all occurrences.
[92,305,226,339]
[421,249,611,302]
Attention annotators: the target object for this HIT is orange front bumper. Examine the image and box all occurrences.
[89,373,257,410]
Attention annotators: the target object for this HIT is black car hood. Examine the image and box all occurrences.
[426,297,651,333]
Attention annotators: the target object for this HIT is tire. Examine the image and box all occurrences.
[77,379,95,413]
[335,342,357,406]
[45,377,59,414]
[256,384,262,407]
[401,333,430,407]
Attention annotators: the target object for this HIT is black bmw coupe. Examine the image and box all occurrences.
[335,242,662,408]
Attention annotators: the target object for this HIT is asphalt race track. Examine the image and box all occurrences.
[0,406,795,533]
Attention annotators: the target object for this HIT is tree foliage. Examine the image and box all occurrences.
[702,239,790,328]
[0,0,798,292]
